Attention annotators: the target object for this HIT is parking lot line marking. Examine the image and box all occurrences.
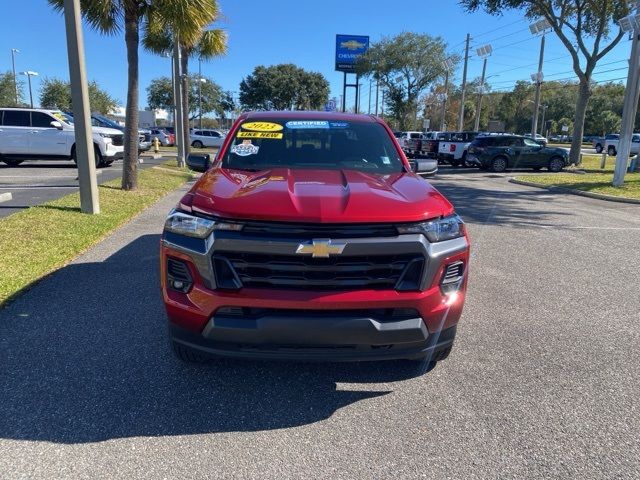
[537,225,640,231]
[0,185,78,189]
[0,192,12,203]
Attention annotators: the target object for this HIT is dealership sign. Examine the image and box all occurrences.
[335,34,369,72]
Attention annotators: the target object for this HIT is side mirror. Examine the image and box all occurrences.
[50,121,63,130]
[186,153,211,172]
[412,159,438,176]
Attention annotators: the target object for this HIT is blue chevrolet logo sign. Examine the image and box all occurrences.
[335,34,369,72]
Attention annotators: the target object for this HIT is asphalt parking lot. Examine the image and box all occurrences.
[0,155,170,218]
[0,169,638,479]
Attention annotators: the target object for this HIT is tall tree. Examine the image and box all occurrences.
[40,77,118,113]
[147,74,224,120]
[356,32,451,130]
[49,0,218,190]
[143,5,226,155]
[239,64,330,111]
[0,72,24,107]
[461,0,628,164]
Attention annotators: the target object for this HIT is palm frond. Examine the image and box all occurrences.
[196,29,227,59]
[47,0,121,34]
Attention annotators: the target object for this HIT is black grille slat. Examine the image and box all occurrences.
[239,221,399,239]
[112,134,124,146]
[215,252,421,290]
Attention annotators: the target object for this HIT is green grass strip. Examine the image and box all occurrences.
[0,167,193,306]
[514,172,640,199]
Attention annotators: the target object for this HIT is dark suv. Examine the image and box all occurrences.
[467,135,569,172]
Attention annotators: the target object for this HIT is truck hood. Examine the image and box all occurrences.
[90,126,124,136]
[189,168,454,223]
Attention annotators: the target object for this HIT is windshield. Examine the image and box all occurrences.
[52,111,74,125]
[221,119,404,173]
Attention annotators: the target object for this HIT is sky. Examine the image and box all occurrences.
[1,0,634,111]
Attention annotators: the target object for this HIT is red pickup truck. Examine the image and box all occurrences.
[161,111,470,366]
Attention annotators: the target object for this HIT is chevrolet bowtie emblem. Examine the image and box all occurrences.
[295,239,346,258]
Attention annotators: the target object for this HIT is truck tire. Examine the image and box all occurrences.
[450,159,462,168]
[607,146,616,156]
[72,145,103,168]
[171,341,209,363]
[491,156,508,173]
[595,144,603,154]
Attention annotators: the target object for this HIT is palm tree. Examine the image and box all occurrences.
[48,0,219,190]
[143,7,226,155]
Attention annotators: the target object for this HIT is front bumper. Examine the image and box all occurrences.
[162,227,469,360]
[170,318,457,361]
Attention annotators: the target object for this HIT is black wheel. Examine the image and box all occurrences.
[450,160,462,168]
[192,140,204,149]
[491,156,508,172]
[548,156,565,173]
[607,146,616,156]
[103,160,114,168]
[171,341,209,363]
[532,166,542,171]
[2,158,24,167]
[595,144,603,154]
[461,152,472,168]
[72,146,102,167]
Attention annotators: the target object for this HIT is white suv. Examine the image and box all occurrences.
[0,108,124,167]
[190,129,225,148]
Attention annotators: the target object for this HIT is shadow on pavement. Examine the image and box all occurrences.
[0,234,430,444]
[431,174,573,227]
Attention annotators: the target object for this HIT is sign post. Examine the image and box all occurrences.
[335,34,369,113]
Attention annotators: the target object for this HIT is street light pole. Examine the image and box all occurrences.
[11,49,19,105]
[473,45,492,132]
[62,0,99,214]
[198,58,203,130]
[529,18,550,138]
[614,7,640,185]
[20,71,38,109]
[173,36,186,167]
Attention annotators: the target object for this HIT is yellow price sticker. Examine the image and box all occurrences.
[241,121,283,132]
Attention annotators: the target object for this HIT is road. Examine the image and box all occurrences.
[0,155,171,218]
[0,169,638,479]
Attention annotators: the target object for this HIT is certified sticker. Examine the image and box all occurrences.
[230,141,260,156]
[237,132,283,139]
[285,120,330,129]
[241,122,283,132]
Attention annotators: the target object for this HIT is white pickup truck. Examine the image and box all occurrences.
[605,133,640,156]
[437,131,480,167]
[394,131,424,158]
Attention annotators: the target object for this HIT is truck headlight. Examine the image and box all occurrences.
[397,214,466,242]
[164,210,243,238]
[164,210,216,238]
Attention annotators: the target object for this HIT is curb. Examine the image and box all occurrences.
[0,192,12,203]
[508,178,640,205]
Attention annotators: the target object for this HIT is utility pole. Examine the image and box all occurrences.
[173,37,186,167]
[440,70,449,131]
[457,33,471,131]
[11,49,19,105]
[374,81,379,116]
[614,7,640,185]
[540,105,548,136]
[62,0,99,214]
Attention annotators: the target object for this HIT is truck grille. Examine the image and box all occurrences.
[239,221,399,239]
[112,134,124,146]
[213,252,424,291]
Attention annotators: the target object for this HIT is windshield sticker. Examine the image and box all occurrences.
[381,156,391,165]
[285,120,330,129]
[329,122,349,128]
[231,141,260,156]
[237,131,283,140]
[241,122,283,132]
